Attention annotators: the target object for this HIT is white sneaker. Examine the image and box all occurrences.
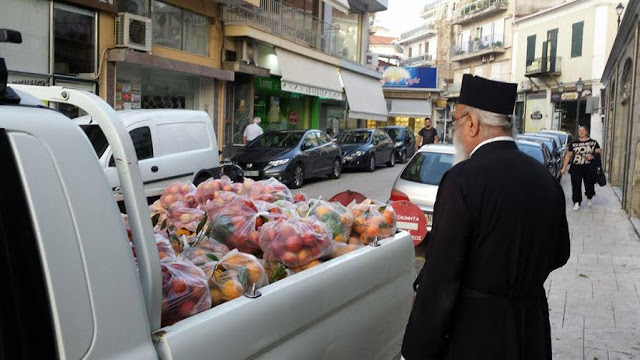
[587,199,592,206]
[573,203,581,211]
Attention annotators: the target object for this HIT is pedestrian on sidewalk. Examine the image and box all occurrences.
[560,125,602,211]
[243,117,264,144]
[402,75,570,360]
[417,118,439,149]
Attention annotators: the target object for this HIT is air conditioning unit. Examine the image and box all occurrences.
[115,12,152,52]
[237,40,258,66]
[520,80,532,92]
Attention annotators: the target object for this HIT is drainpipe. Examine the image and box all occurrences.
[622,23,639,209]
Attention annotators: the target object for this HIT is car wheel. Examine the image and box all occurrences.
[400,151,407,163]
[387,152,395,167]
[328,158,342,179]
[368,154,376,172]
[192,172,211,186]
[291,163,305,189]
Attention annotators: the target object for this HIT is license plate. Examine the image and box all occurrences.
[244,170,259,177]
[426,214,433,226]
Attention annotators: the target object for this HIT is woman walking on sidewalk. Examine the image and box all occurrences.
[561,126,602,211]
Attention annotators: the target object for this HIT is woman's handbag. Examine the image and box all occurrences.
[594,154,607,187]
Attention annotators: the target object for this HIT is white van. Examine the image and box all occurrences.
[76,110,220,199]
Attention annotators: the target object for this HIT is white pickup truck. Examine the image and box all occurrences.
[0,69,414,357]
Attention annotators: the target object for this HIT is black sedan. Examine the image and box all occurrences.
[517,135,562,180]
[516,140,558,179]
[231,130,342,188]
[337,128,395,172]
[381,126,417,163]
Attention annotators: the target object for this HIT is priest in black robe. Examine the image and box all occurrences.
[401,75,570,360]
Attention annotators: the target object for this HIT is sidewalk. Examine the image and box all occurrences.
[548,178,640,359]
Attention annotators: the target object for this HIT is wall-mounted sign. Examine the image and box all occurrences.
[561,92,579,101]
[381,66,438,89]
[55,0,118,13]
[436,98,447,109]
[530,110,543,120]
[281,80,344,101]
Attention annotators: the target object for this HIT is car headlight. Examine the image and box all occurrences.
[395,141,403,148]
[269,158,290,167]
[353,150,365,157]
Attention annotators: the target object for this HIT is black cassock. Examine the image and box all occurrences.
[402,141,570,360]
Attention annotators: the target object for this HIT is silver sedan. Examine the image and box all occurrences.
[389,144,455,232]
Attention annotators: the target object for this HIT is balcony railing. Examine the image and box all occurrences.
[400,23,436,41]
[451,33,504,61]
[222,1,353,61]
[453,0,508,25]
[423,0,447,13]
[526,57,563,77]
[401,54,434,66]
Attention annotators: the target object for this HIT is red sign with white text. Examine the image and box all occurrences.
[390,201,428,246]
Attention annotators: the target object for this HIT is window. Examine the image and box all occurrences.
[408,47,413,57]
[317,132,332,144]
[400,151,454,185]
[571,21,584,58]
[303,132,320,148]
[53,4,96,75]
[526,35,536,66]
[152,1,210,56]
[418,44,423,55]
[332,9,360,62]
[119,0,149,16]
[130,127,154,160]
[425,41,430,55]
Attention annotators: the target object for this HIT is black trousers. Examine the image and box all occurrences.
[570,165,596,204]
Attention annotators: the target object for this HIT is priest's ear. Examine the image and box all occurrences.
[466,109,481,138]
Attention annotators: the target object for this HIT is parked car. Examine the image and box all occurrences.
[76,110,220,201]
[231,130,342,189]
[338,128,395,172]
[381,126,417,163]
[517,135,562,180]
[539,130,572,157]
[389,144,455,232]
[516,140,558,178]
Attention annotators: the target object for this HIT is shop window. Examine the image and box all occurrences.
[332,9,360,62]
[53,4,96,75]
[130,127,154,160]
[152,0,210,56]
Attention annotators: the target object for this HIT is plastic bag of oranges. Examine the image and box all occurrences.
[177,238,229,268]
[209,197,278,254]
[348,200,397,245]
[237,178,293,203]
[160,258,212,327]
[259,216,333,268]
[207,250,269,307]
[330,241,362,259]
[300,200,354,243]
[156,233,177,261]
[194,176,241,207]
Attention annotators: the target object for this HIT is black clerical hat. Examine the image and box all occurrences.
[459,74,517,116]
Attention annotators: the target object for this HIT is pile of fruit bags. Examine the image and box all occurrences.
[129,176,397,326]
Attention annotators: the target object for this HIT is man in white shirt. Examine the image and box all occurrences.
[243,117,264,144]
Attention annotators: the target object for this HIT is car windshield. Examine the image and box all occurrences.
[540,131,566,145]
[517,143,545,164]
[384,128,402,140]
[247,132,303,148]
[337,131,371,144]
[81,125,109,158]
[400,151,454,185]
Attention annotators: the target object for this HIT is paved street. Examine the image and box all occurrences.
[299,164,404,203]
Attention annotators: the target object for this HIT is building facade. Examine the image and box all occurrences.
[601,0,640,217]
[512,0,624,142]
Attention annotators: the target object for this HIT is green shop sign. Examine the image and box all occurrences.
[255,77,282,95]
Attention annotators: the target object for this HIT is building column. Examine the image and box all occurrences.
[545,88,553,130]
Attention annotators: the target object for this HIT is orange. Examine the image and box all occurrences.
[246,262,263,283]
[221,280,244,301]
[334,234,345,243]
[210,289,223,305]
[224,254,248,267]
[315,206,330,218]
[303,260,323,270]
[365,226,378,238]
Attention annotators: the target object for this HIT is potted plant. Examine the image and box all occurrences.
[493,41,503,47]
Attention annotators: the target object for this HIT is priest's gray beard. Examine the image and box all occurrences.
[453,130,469,164]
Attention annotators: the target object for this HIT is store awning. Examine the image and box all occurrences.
[275,48,344,101]
[388,99,432,118]
[325,0,350,13]
[340,69,389,122]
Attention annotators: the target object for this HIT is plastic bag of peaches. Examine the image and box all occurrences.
[160,258,211,327]
[206,250,269,307]
[194,176,241,208]
[237,178,293,203]
[259,216,333,268]
[348,200,397,245]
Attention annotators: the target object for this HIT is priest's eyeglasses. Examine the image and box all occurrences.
[451,113,469,132]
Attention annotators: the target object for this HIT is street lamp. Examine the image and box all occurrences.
[617,3,625,30]
[575,78,584,135]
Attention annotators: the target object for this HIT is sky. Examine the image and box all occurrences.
[375,0,426,37]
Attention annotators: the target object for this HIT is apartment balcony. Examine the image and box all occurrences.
[453,0,509,25]
[525,57,562,78]
[222,1,350,61]
[349,0,388,12]
[399,23,436,43]
[401,54,434,67]
[422,0,447,15]
[451,34,505,62]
